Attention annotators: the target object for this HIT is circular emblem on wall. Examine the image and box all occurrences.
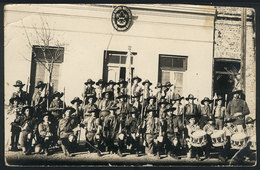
[111,6,133,32]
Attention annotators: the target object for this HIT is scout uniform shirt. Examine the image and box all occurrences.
[58,117,77,139]
[11,90,29,105]
[226,98,250,125]
[213,106,225,118]
[184,103,200,117]
[84,87,96,102]
[49,99,64,118]
[131,83,142,96]
[38,122,51,138]
[83,103,98,123]
[96,86,104,100]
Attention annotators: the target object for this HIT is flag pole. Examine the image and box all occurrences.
[128,46,132,103]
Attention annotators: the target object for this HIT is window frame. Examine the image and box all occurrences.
[159,54,188,72]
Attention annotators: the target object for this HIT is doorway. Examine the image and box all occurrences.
[213,58,241,101]
[103,50,136,82]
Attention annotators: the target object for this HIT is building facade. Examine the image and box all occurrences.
[4,4,255,117]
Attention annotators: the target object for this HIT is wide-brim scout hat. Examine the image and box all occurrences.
[107,80,115,85]
[172,94,184,101]
[35,81,46,88]
[102,91,113,98]
[158,98,168,105]
[88,109,100,117]
[132,76,142,83]
[215,96,225,102]
[164,104,176,112]
[21,105,35,116]
[86,94,97,102]
[108,103,119,111]
[63,107,76,114]
[9,96,20,104]
[201,97,213,105]
[13,80,25,87]
[52,91,64,98]
[163,81,174,88]
[71,97,83,105]
[84,79,95,85]
[132,92,142,98]
[230,89,243,95]
[117,78,128,85]
[186,94,196,100]
[186,115,197,122]
[41,112,51,119]
[142,79,152,86]
[245,116,256,124]
[96,79,105,86]
[155,82,163,89]
[147,96,156,102]
[116,93,129,99]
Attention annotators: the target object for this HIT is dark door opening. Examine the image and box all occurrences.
[120,67,126,80]
[213,58,241,102]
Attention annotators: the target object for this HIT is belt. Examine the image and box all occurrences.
[215,117,223,119]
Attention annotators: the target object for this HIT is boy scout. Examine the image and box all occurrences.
[83,79,96,104]
[32,81,47,115]
[125,107,142,157]
[165,104,180,159]
[199,97,213,129]
[95,79,106,101]
[158,98,168,119]
[143,108,157,157]
[19,105,37,155]
[144,96,157,118]
[83,95,98,123]
[7,96,22,151]
[49,91,65,120]
[11,80,29,105]
[102,104,118,154]
[213,96,226,130]
[98,91,113,121]
[184,94,200,124]
[35,113,53,155]
[85,109,102,156]
[117,78,128,95]
[57,107,80,157]
[131,76,142,96]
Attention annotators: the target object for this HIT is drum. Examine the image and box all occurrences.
[190,130,207,147]
[231,133,248,150]
[211,130,227,147]
[249,135,256,151]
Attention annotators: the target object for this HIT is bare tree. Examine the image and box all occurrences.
[23,16,65,107]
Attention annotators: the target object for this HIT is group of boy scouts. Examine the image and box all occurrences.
[6,77,256,163]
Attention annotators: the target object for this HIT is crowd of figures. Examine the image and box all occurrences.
[6,77,256,164]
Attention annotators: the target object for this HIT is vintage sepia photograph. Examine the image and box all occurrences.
[4,4,256,166]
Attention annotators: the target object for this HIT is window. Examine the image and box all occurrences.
[159,54,187,71]
[103,50,136,82]
[158,54,188,95]
[29,46,64,99]
[32,45,64,63]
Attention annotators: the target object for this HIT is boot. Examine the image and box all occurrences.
[156,151,161,159]
[117,149,123,157]
[196,154,202,161]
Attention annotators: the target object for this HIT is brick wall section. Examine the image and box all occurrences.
[214,7,256,118]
